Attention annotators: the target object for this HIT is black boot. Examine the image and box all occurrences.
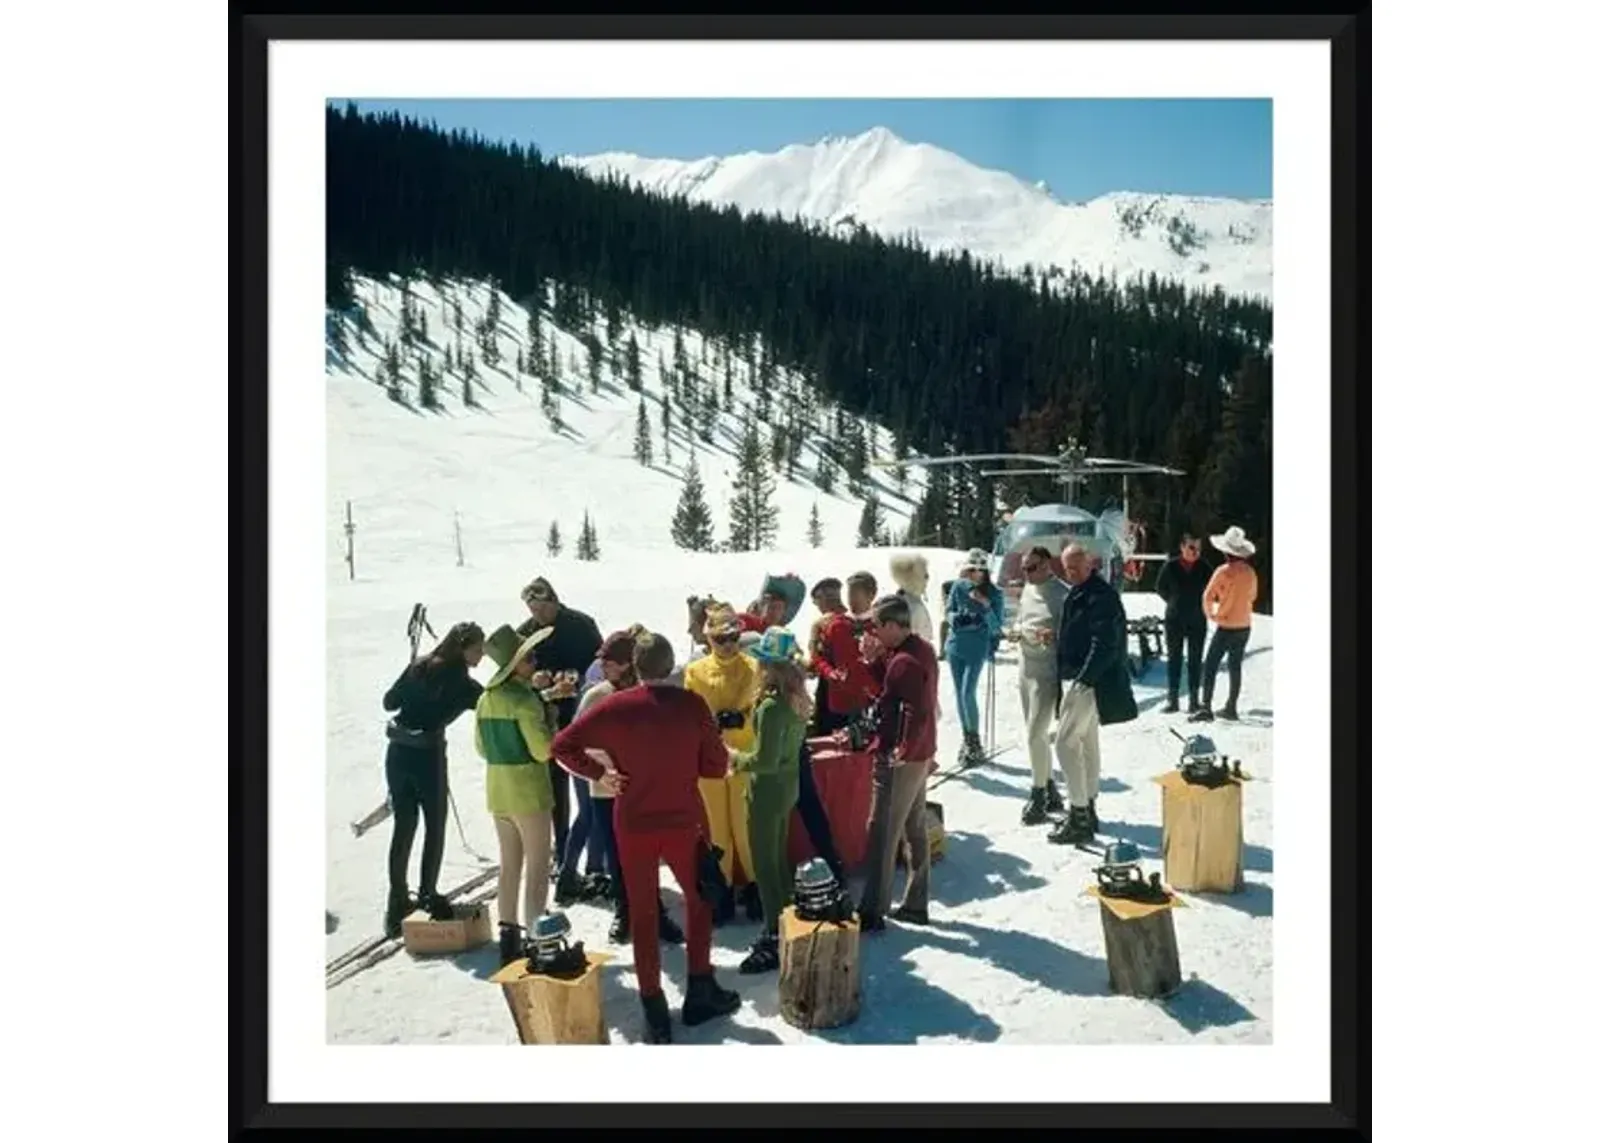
[1163,694,1180,714]
[498,922,523,968]
[417,889,455,922]
[1047,806,1095,846]
[1218,704,1240,722]
[640,992,673,1044]
[681,972,742,1026]
[711,885,737,928]
[553,867,583,908]
[889,903,930,925]
[1044,780,1065,814]
[740,883,764,925]
[738,932,780,975]
[1087,798,1099,835]
[384,886,413,939]
[1189,706,1215,723]
[1188,691,1201,714]
[658,897,685,945]
[1021,787,1050,826]
[608,901,630,945]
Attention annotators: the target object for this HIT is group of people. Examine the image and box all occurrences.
[1004,525,1261,844]
[375,558,946,1044]
[371,527,1259,1044]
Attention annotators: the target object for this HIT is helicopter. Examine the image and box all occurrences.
[879,438,1185,612]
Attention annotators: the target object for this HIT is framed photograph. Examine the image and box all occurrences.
[235,11,1369,1134]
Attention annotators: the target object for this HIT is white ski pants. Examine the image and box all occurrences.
[1053,684,1102,809]
[1017,673,1061,788]
[493,811,553,930]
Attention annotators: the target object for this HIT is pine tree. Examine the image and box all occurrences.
[728,417,779,552]
[724,355,735,410]
[576,511,600,561]
[547,340,561,391]
[769,423,786,472]
[626,334,642,391]
[546,520,562,557]
[815,452,837,495]
[418,356,438,409]
[328,313,350,363]
[485,282,502,332]
[857,491,883,548]
[418,309,428,344]
[807,501,824,548]
[699,387,718,444]
[444,343,454,374]
[673,327,688,377]
[660,395,674,464]
[526,312,544,375]
[633,396,654,467]
[671,456,716,552]
[585,333,603,394]
[452,297,463,333]
[461,353,477,407]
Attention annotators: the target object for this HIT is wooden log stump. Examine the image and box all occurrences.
[489,952,612,1045]
[778,906,861,1030]
[1085,886,1185,999]
[400,902,492,956]
[1154,770,1251,893]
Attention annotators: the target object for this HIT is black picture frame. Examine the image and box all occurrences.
[233,10,1370,1135]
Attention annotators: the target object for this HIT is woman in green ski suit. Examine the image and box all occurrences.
[730,627,813,975]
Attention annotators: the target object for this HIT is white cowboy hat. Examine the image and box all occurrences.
[1210,526,1257,558]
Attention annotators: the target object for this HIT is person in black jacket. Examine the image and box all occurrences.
[1154,534,1211,714]
[1048,546,1138,847]
[381,621,486,936]
[515,577,603,888]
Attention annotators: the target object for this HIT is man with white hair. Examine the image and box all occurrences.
[887,553,936,645]
[1048,543,1138,846]
[1007,546,1070,825]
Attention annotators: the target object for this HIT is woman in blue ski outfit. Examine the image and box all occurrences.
[944,550,1005,766]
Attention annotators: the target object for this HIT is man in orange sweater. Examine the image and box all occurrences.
[1192,526,1260,723]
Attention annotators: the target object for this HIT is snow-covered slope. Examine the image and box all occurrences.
[563,126,1273,301]
[328,274,923,579]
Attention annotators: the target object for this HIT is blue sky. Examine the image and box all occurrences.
[336,98,1272,201]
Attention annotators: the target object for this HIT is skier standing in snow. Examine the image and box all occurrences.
[856,595,940,931]
[1155,534,1211,715]
[1009,548,1070,825]
[944,551,1006,766]
[572,628,684,948]
[379,621,486,937]
[514,577,602,888]
[725,627,813,974]
[549,631,743,1045]
[474,624,563,965]
[1192,526,1260,723]
[682,603,764,925]
[1047,544,1138,846]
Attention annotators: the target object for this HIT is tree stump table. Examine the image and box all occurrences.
[1154,770,1253,893]
[489,952,612,1045]
[1085,886,1186,999]
[778,906,861,1030]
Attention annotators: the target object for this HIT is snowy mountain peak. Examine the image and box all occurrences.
[562,129,1272,300]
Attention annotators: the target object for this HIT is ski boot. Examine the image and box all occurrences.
[738,933,780,975]
[417,888,455,922]
[960,731,985,768]
[889,904,930,926]
[580,872,613,903]
[1217,705,1240,722]
[497,922,524,968]
[608,902,631,945]
[1188,691,1201,715]
[1189,705,1215,723]
[681,972,742,1027]
[1021,787,1050,826]
[553,867,584,908]
[711,885,737,928]
[856,907,886,933]
[1163,694,1181,714]
[739,883,763,925]
[383,886,414,940]
[640,992,673,1044]
[658,898,685,946]
[1047,805,1095,846]
[1045,780,1065,815]
[1087,798,1099,835]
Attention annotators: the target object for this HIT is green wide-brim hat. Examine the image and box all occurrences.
[749,626,804,665]
[485,623,554,688]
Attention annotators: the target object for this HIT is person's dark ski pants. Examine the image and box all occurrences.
[549,764,572,869]
[1164,617,1206,704]
[386,739,448,900]
[1201,626,1251,713]
[794,742,846,881]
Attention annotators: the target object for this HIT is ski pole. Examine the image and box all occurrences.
[448,787,493,864]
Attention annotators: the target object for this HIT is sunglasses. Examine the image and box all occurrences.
[709,632,740,646]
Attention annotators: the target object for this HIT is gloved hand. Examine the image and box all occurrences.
[716,709,747,731]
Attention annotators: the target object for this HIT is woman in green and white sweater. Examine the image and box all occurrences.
[475,624,565,966]
[729,627,813,975]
